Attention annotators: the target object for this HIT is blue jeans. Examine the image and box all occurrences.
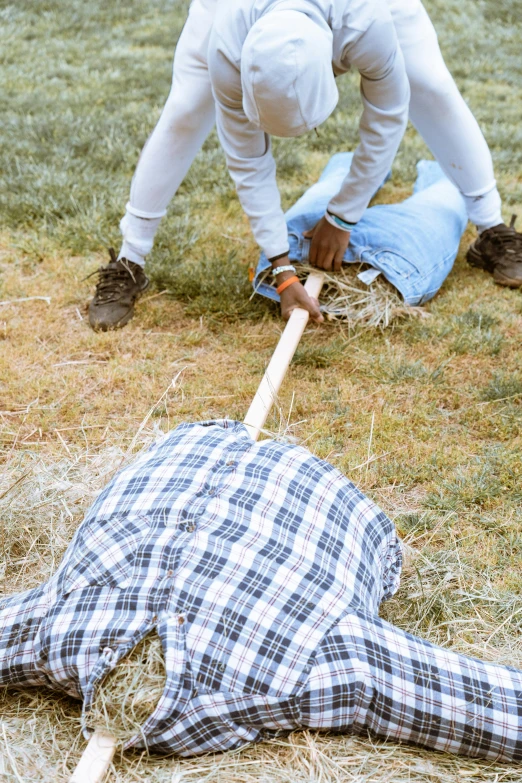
[254,153,468,307]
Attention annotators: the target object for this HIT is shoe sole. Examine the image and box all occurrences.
[89,279,150,332]
[493,270,522,288]
[467,243,522,287]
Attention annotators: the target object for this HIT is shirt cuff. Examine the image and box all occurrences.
[264,243,290,261]
[324,210,357,233]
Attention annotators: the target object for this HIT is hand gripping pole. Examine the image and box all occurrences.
[243,270,325,441]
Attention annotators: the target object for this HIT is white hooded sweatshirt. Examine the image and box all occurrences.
[240,11,339,138]
[208,0,410,259]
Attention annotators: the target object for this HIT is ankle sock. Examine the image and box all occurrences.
[462,185,502,234]
[118,204,164,267]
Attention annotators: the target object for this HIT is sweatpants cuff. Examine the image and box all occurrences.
[125,202,167,220]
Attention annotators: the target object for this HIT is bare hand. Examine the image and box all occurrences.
[279,279,323,323]
[303,216,350,272]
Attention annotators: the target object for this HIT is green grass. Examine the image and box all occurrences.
[480,372,522,401]
[0,0,522,781]
[292,337,350,368]
[2,0,522,262]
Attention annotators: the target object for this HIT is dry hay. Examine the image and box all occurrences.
[88,631,166,743]
[259,264,429,327]
[313,267,427,327]
[1,438,521,781]
[169,733,522,783]
[0,445,127,594]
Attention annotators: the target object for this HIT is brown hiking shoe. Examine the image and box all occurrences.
[88,249,149,331]
[467,215,522,287]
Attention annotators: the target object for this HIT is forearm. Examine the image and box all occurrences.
[328,19,410,224]
[209,38,289,259]
[267,254,299,298]
[267,254,323,323]
[229,155,289,259]
[327,93,408,223]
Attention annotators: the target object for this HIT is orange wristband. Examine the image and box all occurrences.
[276,275,299,295]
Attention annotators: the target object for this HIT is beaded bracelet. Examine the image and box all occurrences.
[276,275,299,294]
[271,264,296,278]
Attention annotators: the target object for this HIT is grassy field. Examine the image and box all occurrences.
[1,0,521,780]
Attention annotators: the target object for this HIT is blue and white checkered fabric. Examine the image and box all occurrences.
[1,421,521,760]
[0,421,400,747]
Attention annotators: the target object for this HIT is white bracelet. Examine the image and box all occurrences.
[271,264,296,278]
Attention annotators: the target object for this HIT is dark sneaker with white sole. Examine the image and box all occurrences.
[467,215,522,287]
[88,249,149,331]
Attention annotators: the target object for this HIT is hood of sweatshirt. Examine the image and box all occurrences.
[240,10,339,137]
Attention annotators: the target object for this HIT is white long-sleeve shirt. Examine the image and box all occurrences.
[208,0,410,259]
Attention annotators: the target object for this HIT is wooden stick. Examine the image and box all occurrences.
[69,731,116,783]
[69,270,324,781]
[244,270,325,440]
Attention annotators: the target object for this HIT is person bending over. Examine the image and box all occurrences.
[1,420,521,759]
[88,0,522,332]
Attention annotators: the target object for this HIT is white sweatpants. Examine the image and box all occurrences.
[119,0,502,266]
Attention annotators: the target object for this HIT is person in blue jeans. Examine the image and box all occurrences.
[254,154,468,308]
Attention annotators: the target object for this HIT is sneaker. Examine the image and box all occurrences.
[467,215,522,287]
[88,249,149,331]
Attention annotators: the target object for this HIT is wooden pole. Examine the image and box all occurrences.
[243,270,324,440]
[69,731,116,783]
